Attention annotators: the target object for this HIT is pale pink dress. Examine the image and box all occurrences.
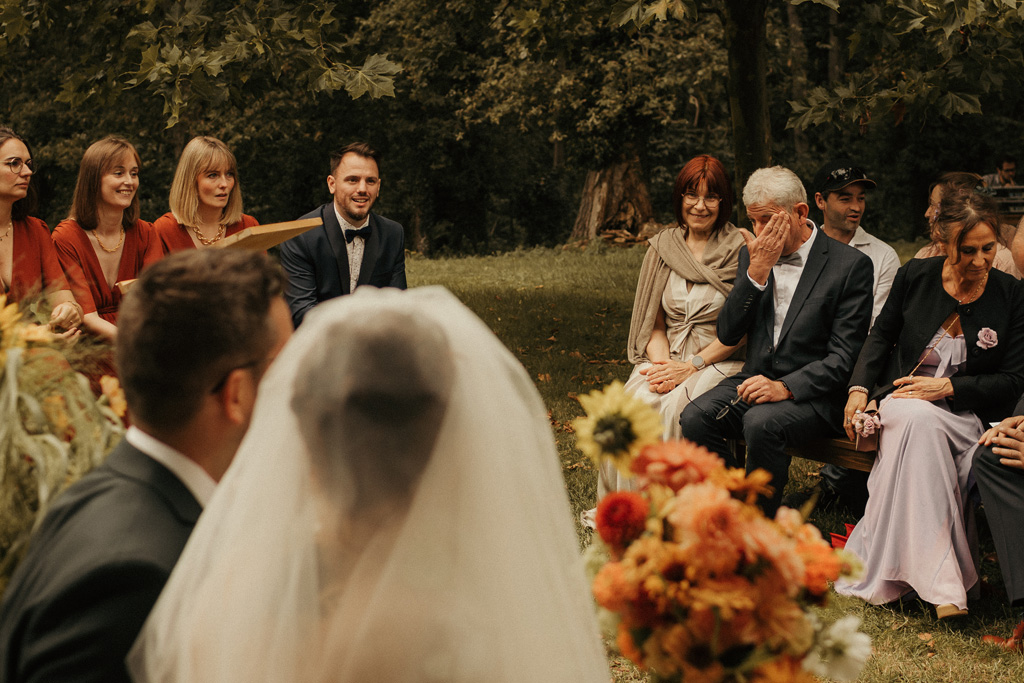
[836,328,983,610]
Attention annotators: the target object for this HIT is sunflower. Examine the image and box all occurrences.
[573,381,661,475]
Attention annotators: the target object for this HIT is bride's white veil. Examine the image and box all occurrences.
[128,286,609,683]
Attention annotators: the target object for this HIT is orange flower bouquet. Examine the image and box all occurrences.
[576,383,870,682]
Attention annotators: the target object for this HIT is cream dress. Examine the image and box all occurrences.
[602,272,742,495]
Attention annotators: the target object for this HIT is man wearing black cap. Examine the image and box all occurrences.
[813,160,900,513]
[813,159,899,325]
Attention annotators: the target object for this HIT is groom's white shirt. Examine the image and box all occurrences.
[126,426,215,507]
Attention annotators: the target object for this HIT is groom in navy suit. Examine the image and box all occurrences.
[0,251,292,683]
[279,142,407,327]
[679,166,874,515]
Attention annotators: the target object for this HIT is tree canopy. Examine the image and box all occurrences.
[1,0,1022,251]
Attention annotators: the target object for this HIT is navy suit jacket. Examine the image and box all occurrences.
[0,440,201,683]
[850,256,1024,424]
[718,228,874,422]
[279,203,407,327]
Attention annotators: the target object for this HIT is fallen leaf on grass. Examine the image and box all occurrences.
[918,633,933,642]
[567,392,579,400]
[537,373,552,382]
[547,335,557,341]
[564,461,592,471]
[534,285,544,289]
[569,350,584,359]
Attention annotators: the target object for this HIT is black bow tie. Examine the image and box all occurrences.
[344,225,371,243]
[777,252,802,268]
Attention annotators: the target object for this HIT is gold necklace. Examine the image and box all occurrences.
[190,223,225,246]
[92,228,125,253]
[955,274,986,304]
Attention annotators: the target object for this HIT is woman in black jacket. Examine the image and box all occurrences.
[835,190,1024,620]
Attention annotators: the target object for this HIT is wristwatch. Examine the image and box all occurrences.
[690,355,706,370]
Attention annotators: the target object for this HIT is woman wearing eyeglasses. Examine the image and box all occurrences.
[835,190,1024,619]
[154,136,258,253]
[582,155,746,522]
[51,136,163,342]
[0,126,82,336]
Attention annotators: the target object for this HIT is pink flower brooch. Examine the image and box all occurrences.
[977,327,998,350]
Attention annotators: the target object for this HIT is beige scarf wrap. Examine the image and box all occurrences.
[626,223,745,364]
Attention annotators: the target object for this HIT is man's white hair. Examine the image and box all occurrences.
[742,166,807,209]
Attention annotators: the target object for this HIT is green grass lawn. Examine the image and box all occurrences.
[407,243,1024,682]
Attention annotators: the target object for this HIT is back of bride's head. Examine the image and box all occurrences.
[291,310,455,513]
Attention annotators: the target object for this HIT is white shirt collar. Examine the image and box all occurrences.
[125,426,217,507]
[333,204,369,232]
[850,225,872,247]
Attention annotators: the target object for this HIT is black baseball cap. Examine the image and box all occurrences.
[813,159,877,195]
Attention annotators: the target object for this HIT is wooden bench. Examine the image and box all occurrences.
[731,437,875,472]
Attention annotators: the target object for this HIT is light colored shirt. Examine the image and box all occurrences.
[849,226,899,325]
[125,426,216,507]
[334,205,369,294]
[747,221,819,346]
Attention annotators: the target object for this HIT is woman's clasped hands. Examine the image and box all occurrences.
[640,359,697,394]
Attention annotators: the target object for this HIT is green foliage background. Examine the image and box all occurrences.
[1,0,1022,252]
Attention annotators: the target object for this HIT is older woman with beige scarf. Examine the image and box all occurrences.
[587,156,746,515]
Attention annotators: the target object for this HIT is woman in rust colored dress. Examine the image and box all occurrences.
[154,136,258,252]
[0,126,82,337]
[52,136,163,343]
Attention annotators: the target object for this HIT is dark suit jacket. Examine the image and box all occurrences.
[849,256,1024,424]
[278,204,407,327]
[0,440,201,683]
[719,228,874,421]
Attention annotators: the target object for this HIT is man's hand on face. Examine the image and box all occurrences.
[741,209,790,285]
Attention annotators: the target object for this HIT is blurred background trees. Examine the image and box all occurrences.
[1,0,1022,253]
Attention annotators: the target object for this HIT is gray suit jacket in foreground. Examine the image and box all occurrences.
[0,439,201,683]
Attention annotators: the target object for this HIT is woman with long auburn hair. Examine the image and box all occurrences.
[52,136,163,342]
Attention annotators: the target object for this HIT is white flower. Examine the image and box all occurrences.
[802,615,871,682]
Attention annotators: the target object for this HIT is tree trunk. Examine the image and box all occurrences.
[570,153,654,241]
[828,10,843,84]
[409,206,427,253]
[786,4,809,161]
[720,0,771,224]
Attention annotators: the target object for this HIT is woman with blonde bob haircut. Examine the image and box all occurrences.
[154,136,258,252]
[52,135,162,341]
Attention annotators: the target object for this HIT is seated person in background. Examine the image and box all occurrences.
[678,166,874,516]
[0,250,292,683]
[278,142,406,328]
[812,159,899,325]
[584,154,746,528]
[0,126,82,336]
[52,136,164,342]
[154,136,259,252]
[974,395,1024,649]
[916,172,1019,278]
[981,154,1016,189]
[812,159,900,511]
[836,190,1024,620]
[621,156,745,443]
[128,287,610,683]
